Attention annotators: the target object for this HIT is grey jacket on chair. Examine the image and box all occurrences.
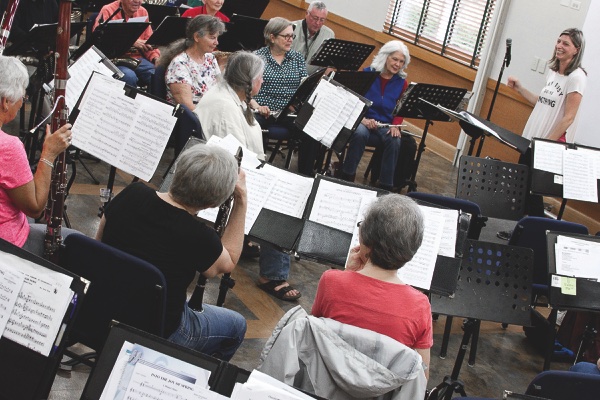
[258,306,427,400]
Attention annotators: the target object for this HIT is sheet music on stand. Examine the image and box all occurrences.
[2,22,86,56]
[309,39,375,71]
[191,135,463,295]
[146,16,188,46]
[273,67,326,121]
[0,239,87,400]
[51,46,123,115]
[69,72,178,182]
[294,77,372,153]
[531,138,600,203]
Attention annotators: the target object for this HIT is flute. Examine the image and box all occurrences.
[377,122,406,128]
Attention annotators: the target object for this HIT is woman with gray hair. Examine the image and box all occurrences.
[312,194,432,377]
[159,15,226,110]
[96,144,248,361]
[338,40,411,191]
[0,55,73,256]
[196,51,266,158]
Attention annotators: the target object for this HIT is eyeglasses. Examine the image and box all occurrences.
[277,33,296,41]
[308,13,326,23]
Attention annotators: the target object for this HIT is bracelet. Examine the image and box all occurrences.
[39,158,54,169]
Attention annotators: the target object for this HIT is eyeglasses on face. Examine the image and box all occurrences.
[277,33,296,41]
[308,13,326,23]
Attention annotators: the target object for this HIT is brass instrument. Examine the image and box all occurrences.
[44,0,73,263]
[188,147,243,311]
[0,0,21,55]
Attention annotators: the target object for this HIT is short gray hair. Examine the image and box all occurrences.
[169,144,238,209]
[158,15,226,68]
[0,56,29,102]
[224,51,264,125]
[263,17,293,46]
[371,40,410,79]
[359,194,424,270]
[307,1,327,13]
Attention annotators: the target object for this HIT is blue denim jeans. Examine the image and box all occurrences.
[118,58,155,87]
[259,244,290,281]
[570,362,600,375]
[168,303,246,361]
[342,124,401,186]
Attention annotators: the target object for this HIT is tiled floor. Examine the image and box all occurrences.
[3,114,573,399]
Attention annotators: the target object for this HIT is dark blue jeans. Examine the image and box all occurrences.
[342,124,401,187]
[118,58,155,88]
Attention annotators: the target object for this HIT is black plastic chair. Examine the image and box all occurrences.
[525,370,600,400]
[60,233,167,363]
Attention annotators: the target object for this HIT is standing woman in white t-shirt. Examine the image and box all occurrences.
[508,28,586,144]
[502,28,586,221]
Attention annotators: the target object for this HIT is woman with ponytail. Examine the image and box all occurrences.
[159,15,225,110]
[196,51,266,159]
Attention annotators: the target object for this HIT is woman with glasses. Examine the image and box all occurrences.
[0,55,75,256]
[248,17,311,301]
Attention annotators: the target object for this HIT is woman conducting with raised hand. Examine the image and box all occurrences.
[0,55,74,256]
[312,194,432,378]
[338,40,410,191]
[196,51,266,159]
[159,15,225,111]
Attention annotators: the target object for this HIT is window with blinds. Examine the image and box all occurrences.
[384,0,497,68]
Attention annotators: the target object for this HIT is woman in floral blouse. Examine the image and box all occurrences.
[158,15,225,110]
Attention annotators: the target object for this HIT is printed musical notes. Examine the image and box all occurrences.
[0,264,24,338]
[563,149,598,202]
[72,72,177,182]
[0,251,73,356]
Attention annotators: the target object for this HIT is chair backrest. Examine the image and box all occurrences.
[508,217,588,285]
[150,64,168,100]
[525,370,600,400]
[456,156,529,221]
[61,234,167,352]
[407,191,487,240]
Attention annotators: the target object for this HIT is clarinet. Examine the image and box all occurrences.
[188,147,243,311]
[44,0,72,263]
[0,0,21,55]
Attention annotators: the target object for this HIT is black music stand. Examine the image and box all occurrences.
[393,83,468,191]
[275,67,326,122]
[220,0,270,19]
[544,231,600,371]
[331,70,379,96]
[456,155,529,221]
[309,39,375,71]
[72,22,150,61]
[147,16,188,46]
[218,14,268,52]
[428,239,534,399]
[145,3,181,29]
[3,22,86,57]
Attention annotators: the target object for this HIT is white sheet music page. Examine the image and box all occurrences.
[419,205,458,258]
[100,341,213,400]
[71,73,177,182]
[260,165,313,219]
[230,370,313,400]
[319,86,355,148]
[0,252,73,356]
[0,263,25,337]
[555,236,600,281]
[398,209,444,290]
[243,167,276,234]
[303,80,344,142]
[308,179,377,234]
[576,147,600,180]
[64,46,118,114]
[533,140,564,175]
[562,148,598,202]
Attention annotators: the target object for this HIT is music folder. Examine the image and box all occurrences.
[294,76,372,155]
[0,239,87,400]
[530,138,600,203]
[147,16,188,46]
[546,231,600,312]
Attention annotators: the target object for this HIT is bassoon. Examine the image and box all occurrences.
[44,0,72,263]
[0,0,20,55]
[188,147,243,311]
